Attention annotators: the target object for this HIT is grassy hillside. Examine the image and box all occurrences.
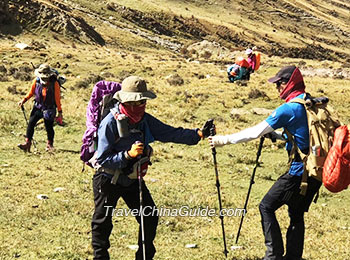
[0,0,350,259]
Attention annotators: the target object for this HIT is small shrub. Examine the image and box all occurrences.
[180,47,188,56]
[74,80,90,89]
[8,67,18,75]
[100,71,115,79]
[86,74,103,84]
[118,70,136,80]
[0,65,7,74]
[7,85,18,94]
[0,75,9,81]
[200,50,212,59]
[19,65,32,73]
[166,74,184,86]
[13,71,31,81]
[248,88,269,99]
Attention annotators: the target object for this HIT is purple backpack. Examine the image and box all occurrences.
[80,80,121,167]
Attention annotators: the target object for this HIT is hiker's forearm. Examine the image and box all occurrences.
[213,121,273,145]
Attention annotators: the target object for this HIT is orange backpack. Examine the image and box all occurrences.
[323,125,350,192]
[254,52,261,71]
[235,57,250,68]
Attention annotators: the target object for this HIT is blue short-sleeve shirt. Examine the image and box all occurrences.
[265,94,309,176]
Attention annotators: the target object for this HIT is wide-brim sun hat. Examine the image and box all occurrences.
[34,63,54,79]
[113,76,157,103]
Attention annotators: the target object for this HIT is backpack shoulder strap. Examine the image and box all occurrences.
[284,128,309,196]
[289,97,306,105]
[284,97,310,196]
[288,93,312,107]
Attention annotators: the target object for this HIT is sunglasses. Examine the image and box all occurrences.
[276,80,288,89]
[276,81,282,88]
[124,100,147,106]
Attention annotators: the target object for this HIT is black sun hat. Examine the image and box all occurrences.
[268,65,296,83]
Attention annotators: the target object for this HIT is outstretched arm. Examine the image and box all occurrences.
[209,120,274,147]
[146,114,201,145]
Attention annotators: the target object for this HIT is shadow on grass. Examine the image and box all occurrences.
[57,149,80,154]
[231,257,262,260]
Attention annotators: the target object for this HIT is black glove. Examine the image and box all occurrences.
[264,133,276,143]
[201,119,215,138]
[264,131,288,142]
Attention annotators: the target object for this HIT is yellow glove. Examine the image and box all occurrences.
[127,142,144,158]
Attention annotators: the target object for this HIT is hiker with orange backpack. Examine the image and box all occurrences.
[17,64,63,152]
[209,66,322,260]
[246,48,256,72]
[90,76,212,260]
[246,47,261,76]
[227,57,250,83]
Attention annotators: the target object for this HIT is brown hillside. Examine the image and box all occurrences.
[1,0,350,61]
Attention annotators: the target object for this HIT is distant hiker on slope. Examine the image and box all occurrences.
[90,76,211,260]
[17,63,63,152]
[227,57,250,83]
[210,66,322,260]
[246,48,257,72]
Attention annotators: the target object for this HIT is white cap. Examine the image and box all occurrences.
[245,48,253,55]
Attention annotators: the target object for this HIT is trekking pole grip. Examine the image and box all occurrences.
[208,119,215,136]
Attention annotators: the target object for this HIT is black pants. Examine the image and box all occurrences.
[259,173,321,260]
[91,173,159,260]
[26,106,54,142]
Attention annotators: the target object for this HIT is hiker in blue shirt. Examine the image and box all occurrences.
[209,66,322,260]
[91,76,211,260]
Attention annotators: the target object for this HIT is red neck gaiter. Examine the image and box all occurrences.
[280,67,306,102]
[119,103,146,124]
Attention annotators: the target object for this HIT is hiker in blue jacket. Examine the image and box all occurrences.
[209,66,322,260]
[227,57,250,83]
[91,76,211,260]
[227,64,248,83]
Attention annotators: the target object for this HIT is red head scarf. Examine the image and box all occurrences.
[280,67,305,102]
[119,103,146,124]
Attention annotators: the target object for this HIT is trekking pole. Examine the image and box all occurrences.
[235,136,265,244]
[209,121,229,258]
[21,105,29,125]
[21,105,36,149]
[136,142,146,260]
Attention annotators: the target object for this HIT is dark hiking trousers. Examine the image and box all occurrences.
[91,173,159,260]
[259,173,321,260]
[26,106,54,142]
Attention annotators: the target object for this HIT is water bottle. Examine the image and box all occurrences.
[312,145,320,156]
[116,114,129,138]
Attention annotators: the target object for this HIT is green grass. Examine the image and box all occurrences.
[1,2,350,258]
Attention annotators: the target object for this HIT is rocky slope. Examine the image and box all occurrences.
[1,0,350,62]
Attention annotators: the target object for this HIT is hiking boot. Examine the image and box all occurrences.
[46,140,54,152]
[18,138,31,152]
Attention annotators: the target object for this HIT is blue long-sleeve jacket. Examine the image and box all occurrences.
[96,112,201,183]
[227,65,248,82]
